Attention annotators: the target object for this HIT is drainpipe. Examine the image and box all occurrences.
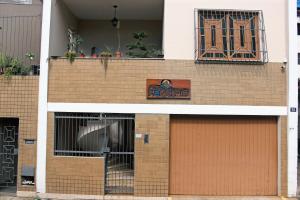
[36,0,52,194]
[287,0,298,197]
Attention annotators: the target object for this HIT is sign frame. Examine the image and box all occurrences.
[146,79,191,99]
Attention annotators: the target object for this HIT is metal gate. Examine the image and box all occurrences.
[54,113,135,195]
[0,118,19,192]
[104,115,135,194]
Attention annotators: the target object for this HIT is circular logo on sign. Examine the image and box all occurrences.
[160,79,172,89]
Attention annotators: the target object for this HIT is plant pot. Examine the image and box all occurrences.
[92,54,98,58]
[80,54,85,58]
[115,51,122,58]
[100,55,112,59]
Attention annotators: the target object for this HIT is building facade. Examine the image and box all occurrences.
[0,0,298,198]
[0,0,42,195]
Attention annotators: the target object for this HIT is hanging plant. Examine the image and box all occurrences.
[100,46,113,69]
[64,51,77,63]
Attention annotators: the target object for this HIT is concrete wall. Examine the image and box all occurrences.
[0,76,39,192]
[48,59,286,107]
[78,20,162,56]
[49,0,78,57]
[163,0,287,62]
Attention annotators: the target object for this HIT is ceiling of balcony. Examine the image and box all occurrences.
[62,0,164,20]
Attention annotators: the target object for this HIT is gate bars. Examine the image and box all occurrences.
[54,113,135,194]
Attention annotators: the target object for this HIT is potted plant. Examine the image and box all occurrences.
[126,32,151,58]
[0,53,31,78]
[99,46,112,57]
[25,52,36,75]
[91,47,98,58]
[65,28,83,63]
[79,50,85,58]
[115,50,122,58]
[149,48,164,58]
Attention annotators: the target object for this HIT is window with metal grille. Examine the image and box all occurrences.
[54,113,135,157]
[0,0,32,4]
[195,10,268,64]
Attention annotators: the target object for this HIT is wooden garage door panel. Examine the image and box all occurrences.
[170,116,278,196]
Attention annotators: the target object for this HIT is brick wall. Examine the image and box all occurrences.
[0,76,39,192]
[48,59,286,106]
[46,113,105,195]
[134,114,169,196]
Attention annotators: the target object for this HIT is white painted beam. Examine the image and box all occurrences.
[36,0,52,194]
[48,103,287,116]
[287,0,298,197]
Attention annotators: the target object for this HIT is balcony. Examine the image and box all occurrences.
[49,0,164,60]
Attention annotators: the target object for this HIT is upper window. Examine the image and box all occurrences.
[196,10,268,64]
[0,0,32,4]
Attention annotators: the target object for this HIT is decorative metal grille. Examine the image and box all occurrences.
[195,9,268,64]
[0,118,19,192]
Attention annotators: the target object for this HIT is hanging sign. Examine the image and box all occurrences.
[146,79,191,99]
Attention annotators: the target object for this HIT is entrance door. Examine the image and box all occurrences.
[104,115,135,194]
[0,118,19,193]
[169,116,278,196]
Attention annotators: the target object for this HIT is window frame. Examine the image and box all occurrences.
[195,9,268,64]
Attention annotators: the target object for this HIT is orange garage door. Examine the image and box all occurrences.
[170,116,278,196]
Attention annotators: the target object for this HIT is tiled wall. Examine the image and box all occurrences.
[46,59,288,196]
[0,76,39,192]
[46,113,105,195]
[134,114,169,196]
[48,59,287,106]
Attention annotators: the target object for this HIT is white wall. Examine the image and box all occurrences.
[49,0,78,57]
[78,20,162,56]
[163,0,287,62]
